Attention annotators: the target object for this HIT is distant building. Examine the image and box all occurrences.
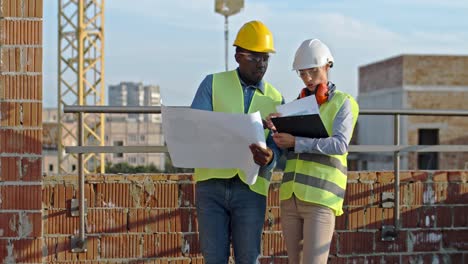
[42,108,76,174]
[357,55,468,170]
[105,119,165,170]
[108,82,161,122]
[106,82,164,170]
[43,82,165,175]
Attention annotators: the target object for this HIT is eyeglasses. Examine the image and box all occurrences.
[297,68,320,78]
[238,52,270,64]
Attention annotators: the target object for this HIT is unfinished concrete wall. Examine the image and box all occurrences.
[403,56,468,170]
[406,89,468,170]
[358,55,468,170]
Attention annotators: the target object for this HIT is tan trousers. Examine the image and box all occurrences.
[280,196,335,264]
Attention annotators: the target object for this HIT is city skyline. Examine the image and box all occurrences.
[43,0,468,107]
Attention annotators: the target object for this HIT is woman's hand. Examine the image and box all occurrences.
[265,112,282,132]
[273,133,295,149]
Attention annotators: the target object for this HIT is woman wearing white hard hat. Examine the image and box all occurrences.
[266,39,359,263]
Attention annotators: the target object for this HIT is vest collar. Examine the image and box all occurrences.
[236,68,265,94]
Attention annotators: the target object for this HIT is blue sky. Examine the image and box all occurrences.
[43,0,468,107]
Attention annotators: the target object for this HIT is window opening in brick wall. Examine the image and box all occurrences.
[418,129,439,169]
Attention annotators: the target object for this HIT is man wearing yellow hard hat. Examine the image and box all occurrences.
[191,20,283,263]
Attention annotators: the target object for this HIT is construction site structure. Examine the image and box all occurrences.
[58,0,105,173]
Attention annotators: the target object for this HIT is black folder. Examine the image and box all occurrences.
[271,114,329,138]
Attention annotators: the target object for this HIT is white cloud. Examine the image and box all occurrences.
[242,11,406,101]
[107,0,219,31]
[43,1,468,107]
[252,9,468,102]
[107,0,212,15]
[396,0,468,9]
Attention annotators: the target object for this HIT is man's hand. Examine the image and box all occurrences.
[264,112,282,132]
[273,133,295,149]
[249,144,273,166]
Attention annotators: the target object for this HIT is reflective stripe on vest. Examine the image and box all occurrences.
[282,172,345,199]
[194,70,283,196]
[286,152,347,175]
[280,90,359,215]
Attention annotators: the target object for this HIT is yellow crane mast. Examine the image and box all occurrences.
[58,0,105,173]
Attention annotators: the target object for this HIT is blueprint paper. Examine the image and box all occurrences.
[276,95,320,116]
[161,106,266,185]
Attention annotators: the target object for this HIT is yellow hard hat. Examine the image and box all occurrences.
[233,20,275,53]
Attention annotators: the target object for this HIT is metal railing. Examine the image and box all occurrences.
[63,105,468,250]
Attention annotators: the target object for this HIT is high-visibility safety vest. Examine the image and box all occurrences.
[194,70,283,196]
[280,90,359,215]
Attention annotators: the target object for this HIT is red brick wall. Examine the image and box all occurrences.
[39,172,467,263]
[0,0,43,263]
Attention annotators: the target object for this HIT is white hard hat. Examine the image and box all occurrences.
[292,39,334,70]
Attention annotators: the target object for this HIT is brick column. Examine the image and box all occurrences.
[0,0,43,262]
